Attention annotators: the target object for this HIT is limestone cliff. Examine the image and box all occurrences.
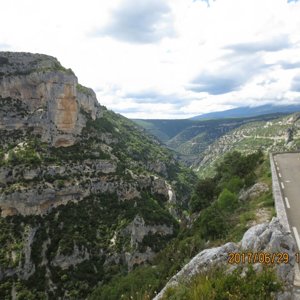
[0,52,196,299]
[0,52,101,147]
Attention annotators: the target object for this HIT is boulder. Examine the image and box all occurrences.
[154,218,296,300]
[239,182,269,201]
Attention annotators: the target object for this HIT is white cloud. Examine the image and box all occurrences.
[1,0,300,119]
[93,0,176,43]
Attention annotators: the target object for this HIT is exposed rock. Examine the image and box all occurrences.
[52,245,90,270]
[286,128,294,144]
[239,182,269,201]
[19,226,38,280]
[0,167,176,216]
[154,242,238,299]
[147,160,167,177]
[123,215,174,269]
[0,51,195,298]
[23,168,40,180]
[240,218,296,287]
[124,247,156,271]
[0,52,101,147]
[246,207,271,227]
[154,218,296,300]
[125,215,173,245]
[0,226,38,281]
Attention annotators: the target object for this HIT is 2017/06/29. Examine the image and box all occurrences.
[227,252,300,265]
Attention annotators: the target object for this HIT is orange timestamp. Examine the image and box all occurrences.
[228,252,300,265]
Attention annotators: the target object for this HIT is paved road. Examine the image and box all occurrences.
[274,153,300,252]
[274,153,300,299]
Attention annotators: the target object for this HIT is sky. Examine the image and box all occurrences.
[1,0,300,119]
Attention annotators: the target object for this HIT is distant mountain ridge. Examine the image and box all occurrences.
[134,113,290,165]
[191,104,300,120]
[134,104,300,169]
[194,112,300,176]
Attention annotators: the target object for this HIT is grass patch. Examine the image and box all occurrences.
[162,265,282,300]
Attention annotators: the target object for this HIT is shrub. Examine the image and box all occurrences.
[222,176,243,193]
[190,177,217,212]
[162,266,282,300]
[198,203,227,240]
[217,188,238,212]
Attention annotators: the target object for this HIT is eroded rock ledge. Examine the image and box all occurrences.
[154,218,296,300]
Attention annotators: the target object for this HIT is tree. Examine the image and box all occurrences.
[190,177,216,212]
[217,188,238,212]
[199,203,227,239]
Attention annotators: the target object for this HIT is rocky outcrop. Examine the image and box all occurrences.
[154,218,296,300]
[239,182,269,201]
[0,226,37,281]
[123,215,174,269]
[52,245,90,270]
[0,52,102,147]
[0,145,179,216]
[286,128,294,144]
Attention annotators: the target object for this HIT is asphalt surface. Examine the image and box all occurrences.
[274,153,300,253]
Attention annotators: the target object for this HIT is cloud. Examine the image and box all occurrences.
[0,43,11,50]
[279,61,300,69]
[1,0,300,119]
[194,0,215,7]
[125,89,186,105]
[188,75,242,95]
[257,78,278,86]
[291,74,300,92]
[187,55,266,95]
[226,35,291,54]
[93,0,175,44]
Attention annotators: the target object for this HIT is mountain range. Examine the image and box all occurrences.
[191,104,300,120]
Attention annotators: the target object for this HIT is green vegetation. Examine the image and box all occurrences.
[190,177,216,212]
[0,104,198,299]
[83,109,197,202]
[190,150,263,215]
[162,266,282,300]
[6,145,41,166]
[134,114,287,158]
[89,150,275,299]
[76,83,93,96]
[0,88,279,299]
[0,191,178,299]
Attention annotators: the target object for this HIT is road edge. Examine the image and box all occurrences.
[269,153,290,233]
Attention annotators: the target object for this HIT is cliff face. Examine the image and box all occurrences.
[0,52,101,147]
[0,52,196,299]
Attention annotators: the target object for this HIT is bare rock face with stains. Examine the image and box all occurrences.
[0,52,101,147]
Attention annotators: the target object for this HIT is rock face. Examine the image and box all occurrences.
[0,52,197,298]
[0,160,176,216]
[123,215,174,270]
[51,245,90,270]
[239,182,269,201]
[154,218,296,300]
[0,52,101,147]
